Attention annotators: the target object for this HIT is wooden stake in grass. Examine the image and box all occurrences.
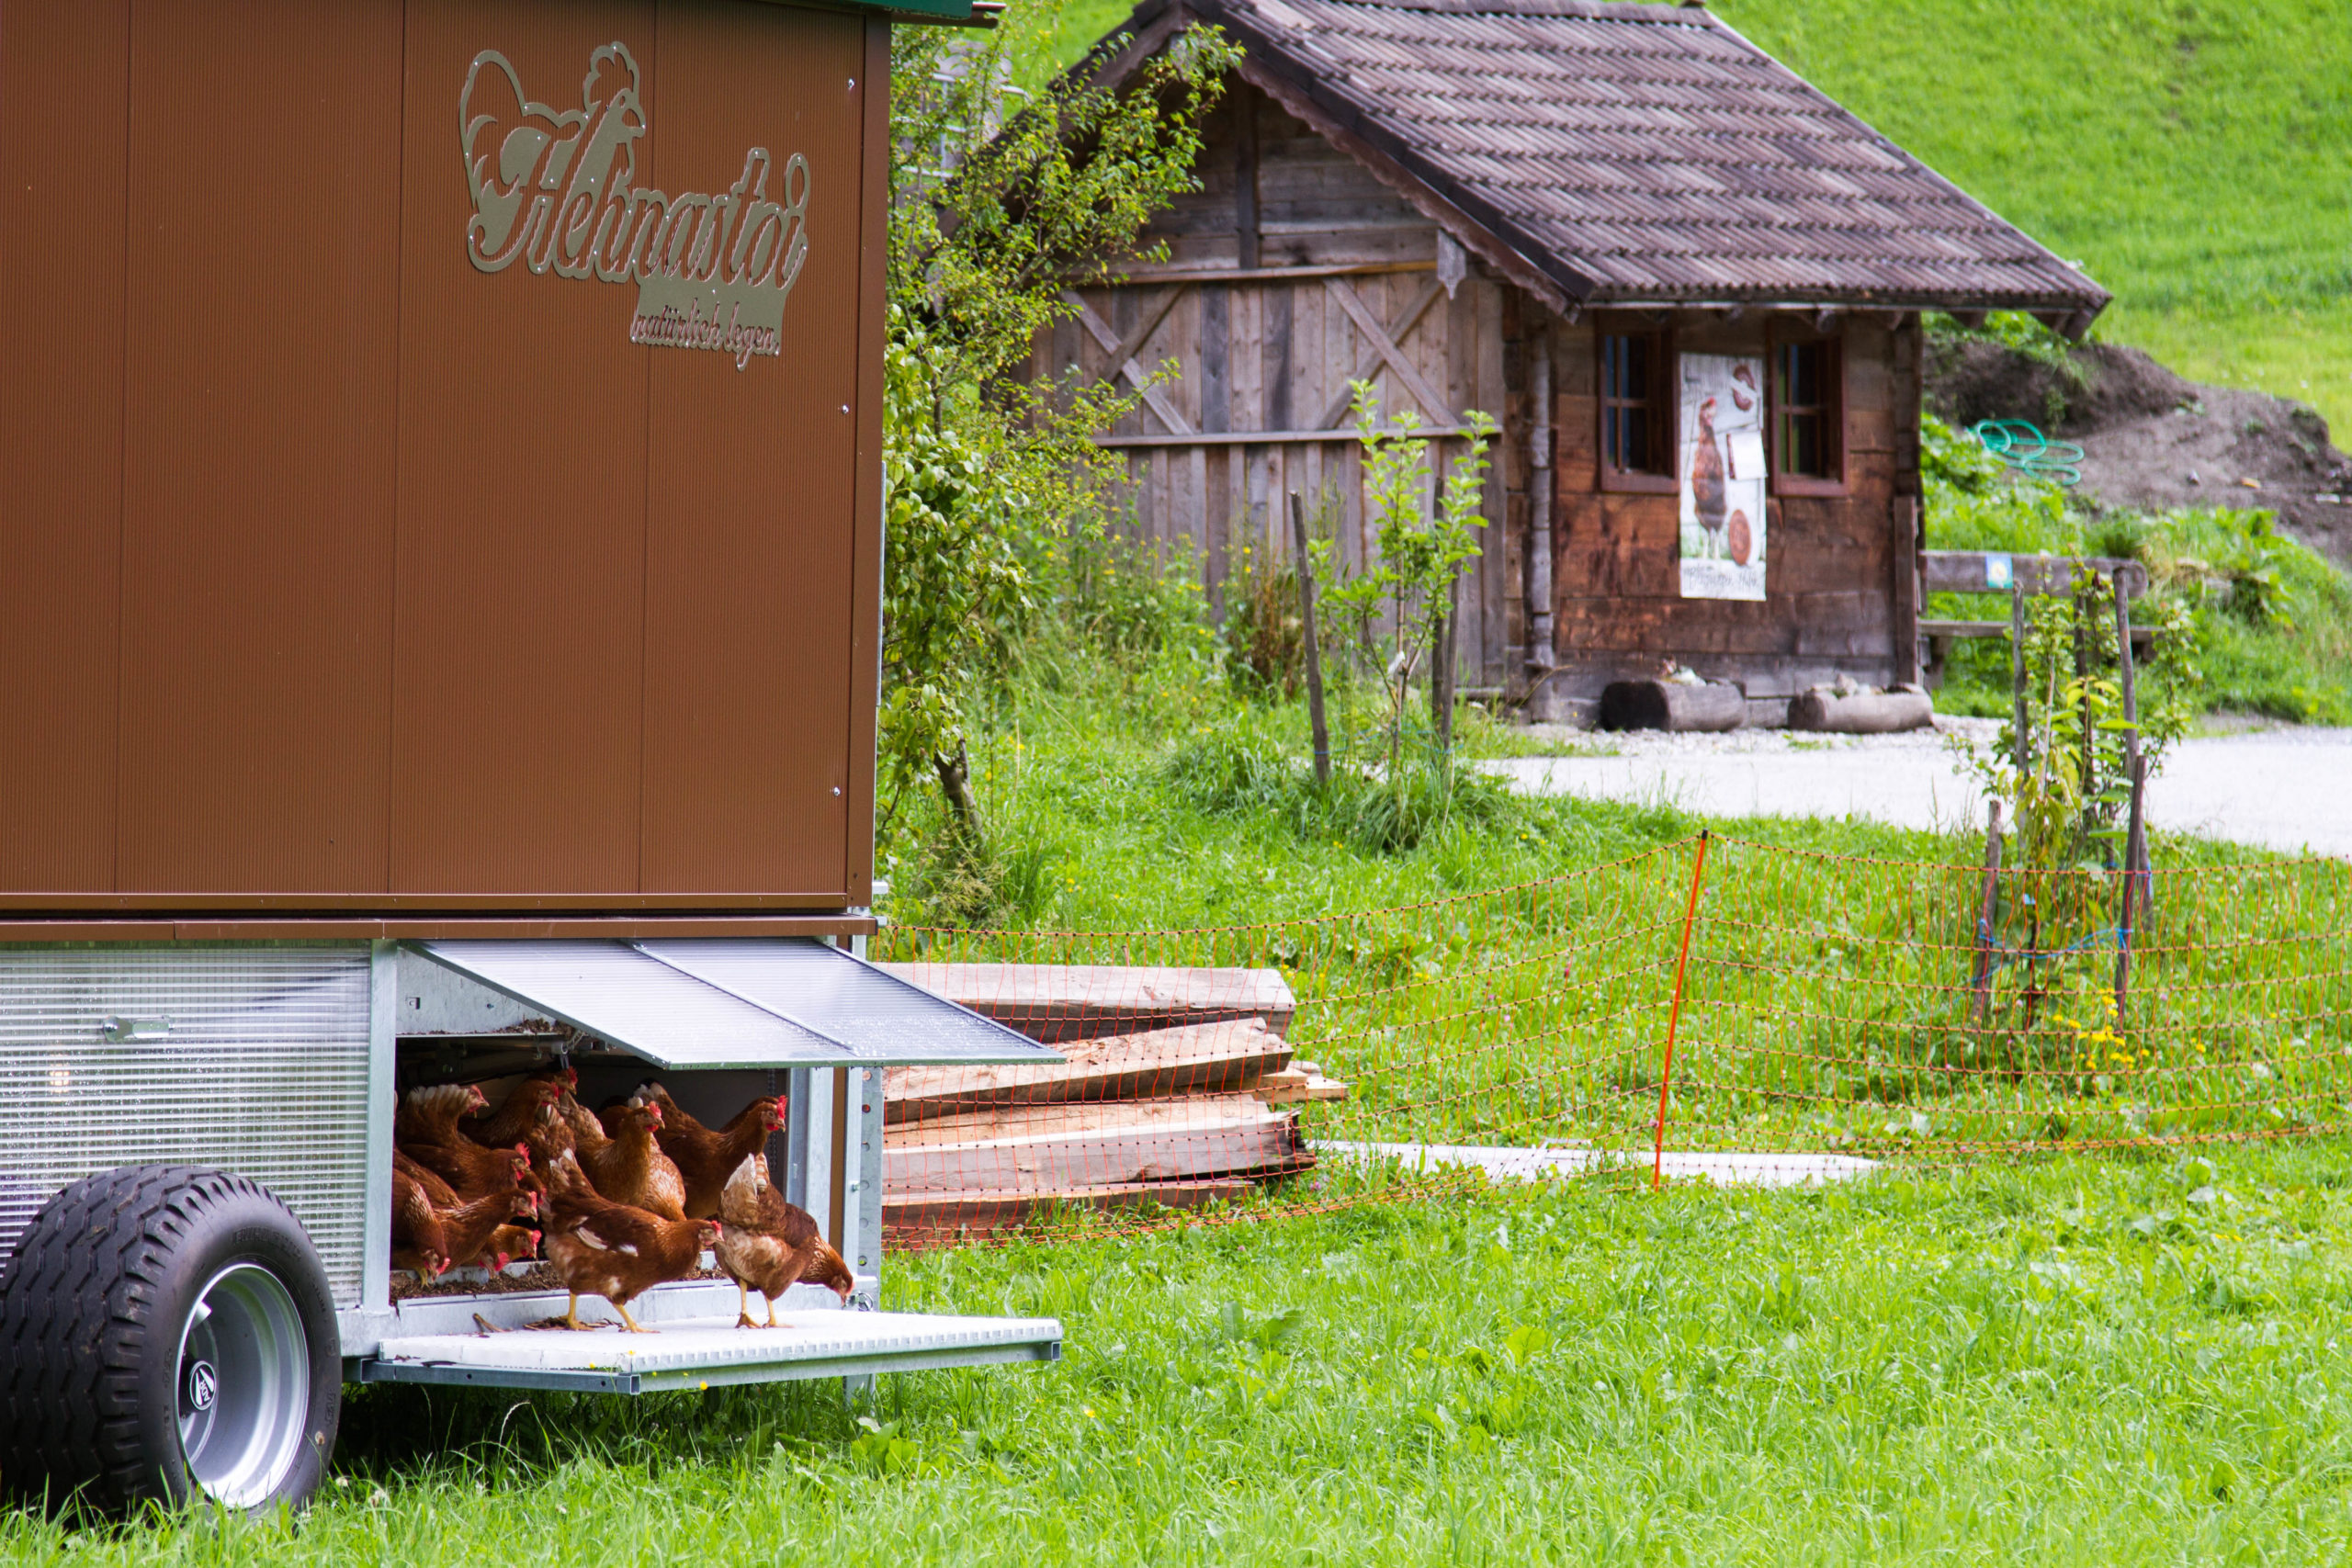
[2116,571,2147,1023]
[2117,754,2147,1026]
[1432,573,1456,763]
[1290,491,1331,787]
[1653,830,1710,1190]
[2114,566,2150,922]
[1972,799,2004,1023]
[2009,581,2030,775]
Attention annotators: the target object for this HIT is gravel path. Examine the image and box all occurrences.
[1484,720,2352,858]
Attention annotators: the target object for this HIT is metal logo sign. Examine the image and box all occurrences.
[460,42,808,370]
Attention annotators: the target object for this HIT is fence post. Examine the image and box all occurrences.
[2009,582,2030,776]
[2114,567,2152,921]
[1972,800,2004,1021]
[2116,753,2147,1025]
[1652,830,1711,1190]
[1290,491,1332,787]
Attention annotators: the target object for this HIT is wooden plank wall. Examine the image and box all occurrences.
[1547,311,1922,702]
[1035,75,1927,707]
[1035,85,1520,689]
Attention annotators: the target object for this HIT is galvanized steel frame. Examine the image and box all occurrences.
[356,1338,1060,1396]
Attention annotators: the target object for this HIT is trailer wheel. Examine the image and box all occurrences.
[0,1165,340,1515]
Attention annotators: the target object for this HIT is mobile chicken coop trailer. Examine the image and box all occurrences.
[0,0,1060,1517]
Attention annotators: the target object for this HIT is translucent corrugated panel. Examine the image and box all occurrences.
[638,941,1057,1066]
[413,941,850,1068]
[0,946,373,1306]
[410,940,1057,1068]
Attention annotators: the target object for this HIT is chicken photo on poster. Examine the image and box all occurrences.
[1678,353,1768,601]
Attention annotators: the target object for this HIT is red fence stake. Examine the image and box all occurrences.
[1653,830,1711,1190]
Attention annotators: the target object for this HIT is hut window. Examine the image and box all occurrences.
[1599,332,1674,491]
[1770,336,1845,492]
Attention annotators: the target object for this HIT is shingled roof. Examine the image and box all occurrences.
[1091,0,2108,325]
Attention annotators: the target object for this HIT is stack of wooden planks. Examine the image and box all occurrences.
[874,964,1344,1236]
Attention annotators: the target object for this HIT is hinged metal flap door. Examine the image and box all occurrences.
[404,939,1058,1069]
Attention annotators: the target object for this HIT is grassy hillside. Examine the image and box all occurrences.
[1046,0,2352,435]
[1712,0,2352,437]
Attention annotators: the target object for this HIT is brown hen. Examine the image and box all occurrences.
[579,1098,686,1220]
[462,1065,575,1149]
[634,1084,786,1220]
[394,1081,484,1147]
[390,1156,452,1280]
[713,1153,853,1328]
[400,1083,536,1201]
[542,1151,718,1333]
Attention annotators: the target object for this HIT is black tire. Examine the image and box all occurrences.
[0,1165,341,1516]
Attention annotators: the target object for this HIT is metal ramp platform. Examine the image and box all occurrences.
[356,1280,1060,1394]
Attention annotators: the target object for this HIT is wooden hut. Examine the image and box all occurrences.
[1040,0,2108,720]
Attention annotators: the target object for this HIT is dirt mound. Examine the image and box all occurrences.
[1925,337,2352,566]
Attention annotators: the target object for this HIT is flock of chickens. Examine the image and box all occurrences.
[391,1066,853,1333]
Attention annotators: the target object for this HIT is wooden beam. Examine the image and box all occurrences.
[1078,262,1436,287]
[883,1178,1257,1235]
[884,1096,1308,1193]
[1316,276,1453,428]
[884,1018,1293,1125]
[1063,288,1193,435]
[1095,424,1484,448]
[876,961,1295,1042]
[1234,92,1261,270]
[1921,550,2146,598]
[1105,284,1187,373]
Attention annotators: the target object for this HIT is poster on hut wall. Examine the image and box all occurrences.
[1678,353,1768,601]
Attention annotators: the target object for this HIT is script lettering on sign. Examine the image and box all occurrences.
[459,42,808,370]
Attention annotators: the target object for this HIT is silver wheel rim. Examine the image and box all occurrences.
[175,1263,310,1508]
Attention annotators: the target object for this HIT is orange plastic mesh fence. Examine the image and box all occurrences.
[872,834,2352,1248]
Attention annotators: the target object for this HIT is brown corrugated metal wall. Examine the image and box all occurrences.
[0,1,131,893]
[0,0,877,910]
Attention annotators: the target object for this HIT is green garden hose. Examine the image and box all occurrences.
[1970,419,2084,487]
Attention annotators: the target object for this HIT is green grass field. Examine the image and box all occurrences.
[1050,0,2352,436]
[15,1147,2352,1563]
[1711,0,2352,437]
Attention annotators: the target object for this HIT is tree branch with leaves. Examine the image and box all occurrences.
[877,11,1240,853]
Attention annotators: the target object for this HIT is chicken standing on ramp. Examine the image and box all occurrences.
[543,1150,718,1333]
[714,1152,853,1328]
